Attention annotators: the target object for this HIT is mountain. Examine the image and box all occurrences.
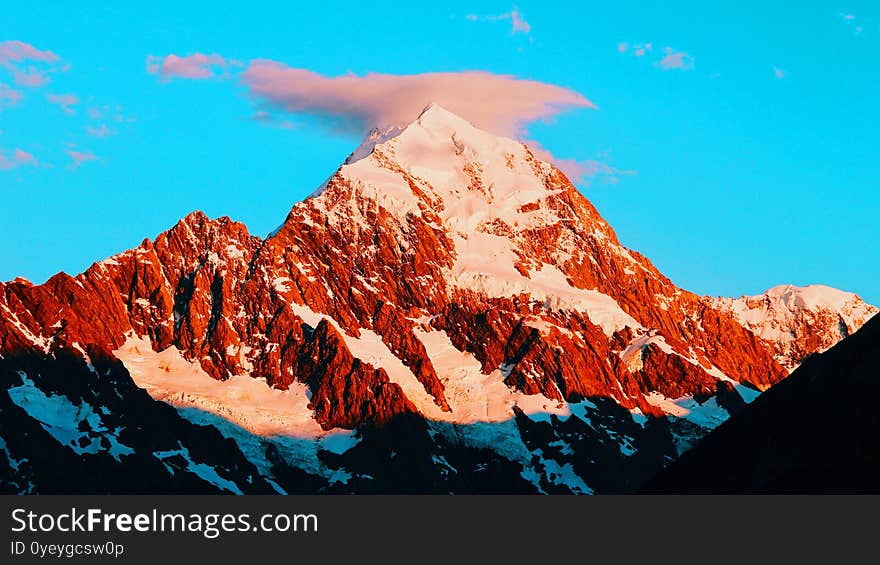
[711,285,877,371]
[1,105,874,494]
[643,312,880,493]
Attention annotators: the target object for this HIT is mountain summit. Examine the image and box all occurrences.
[1,107,875,494]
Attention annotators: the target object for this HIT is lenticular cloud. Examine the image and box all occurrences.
[242,61,595,137]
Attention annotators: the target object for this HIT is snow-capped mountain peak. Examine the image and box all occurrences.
[331,104,555,225]
[344,103,509,165]
[712,284,878,370]
[767,284,872,317]
[285,105,649,337]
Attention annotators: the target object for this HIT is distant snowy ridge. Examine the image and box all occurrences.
[711,284,877,370]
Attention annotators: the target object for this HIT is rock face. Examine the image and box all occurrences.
[1,105,875,494]
[643,313,880,493]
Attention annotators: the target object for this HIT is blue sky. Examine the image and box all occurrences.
[1,1,877,303]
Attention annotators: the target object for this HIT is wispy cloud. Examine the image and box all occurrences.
[242,63,594,138]
[13,66,50,87]
[618,42,693,71]
[87,104,135,123]
[0,41,62,93]
[0,83,23,109]
[657,48,695,71]
[252,110,294,129]
[46,93,78,114]
[0,147,37,170]
[146,53,238,81]
[617,42,653,57]
[466,6,532,35]
[0,41,127,172]
[66,149,97,169]
[0,40,59,66]
[527,141,635,185]
[509,7,531,34]
[86,124,114,138]
[840,13,864,35]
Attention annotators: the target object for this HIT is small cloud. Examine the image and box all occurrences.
[617,42,654,58]
[840,13,865,35]
[510,7,531,34]
[0,40,59,66]
[86,124,114,137]
[0,83,23,109]
[467,6,532,36]
[568,159,635,185]
[88,104,134,123]
[146,53,238,81]
[773,66,788,80]
[252,110,293,129]
[0,41,63,90]
[66,149,97,169]
[526,140,635,185]
[46,93,78,114]
[658,47,694,71]
[13,66,50,87]
[0,147,37,170]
